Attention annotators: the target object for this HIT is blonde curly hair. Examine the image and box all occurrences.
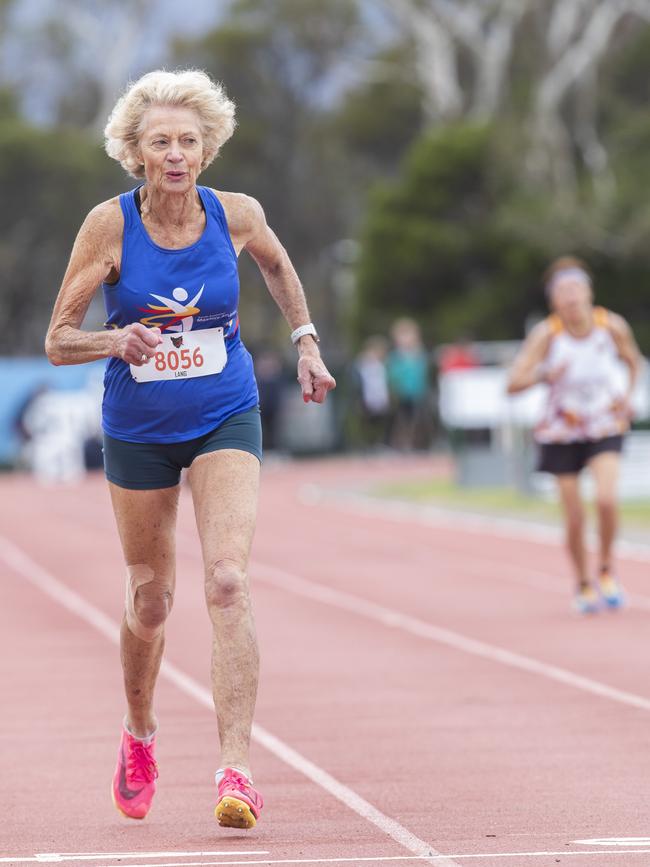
[104,69,236,179]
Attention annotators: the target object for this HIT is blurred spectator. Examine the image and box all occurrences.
[255,350,285,452]
[353,335,391,448]
[387,317,430,450]
[438,336,481,374]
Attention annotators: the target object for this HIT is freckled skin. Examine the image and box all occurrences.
[45,104,336,779]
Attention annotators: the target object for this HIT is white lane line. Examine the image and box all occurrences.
[8,848,650,865]
[0,858,430,867]
[2,854,269,865]
[575,837,650,846]
[34,853,269,863]
[433,850,650,861]
[302,488,650,564]
[250,560,650,713]
[0,536,456,867]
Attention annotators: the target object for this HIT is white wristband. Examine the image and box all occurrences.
[290,323,319,344]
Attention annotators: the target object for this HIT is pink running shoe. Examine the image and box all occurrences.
[215,768,264,829]
[111,724,158,820]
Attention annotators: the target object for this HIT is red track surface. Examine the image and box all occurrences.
[2,454,650,867]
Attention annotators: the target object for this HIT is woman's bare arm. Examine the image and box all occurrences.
[217,191,336,403]
[506,321,553,394]
[45,200,162,366]
[608,311,644,396]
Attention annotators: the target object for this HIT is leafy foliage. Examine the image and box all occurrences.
[355,124,548,343]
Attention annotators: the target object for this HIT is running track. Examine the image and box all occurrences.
[2,455,650,867]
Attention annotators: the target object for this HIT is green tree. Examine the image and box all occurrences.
[355,124,540,343]
[356,117,650,352]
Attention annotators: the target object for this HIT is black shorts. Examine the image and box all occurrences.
[103,406,262,490]
[536,435,623,476]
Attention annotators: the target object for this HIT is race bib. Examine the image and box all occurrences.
[130,327,227,383]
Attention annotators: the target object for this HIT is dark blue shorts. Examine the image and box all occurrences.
[103,406,262,490]
[537,434,623,475]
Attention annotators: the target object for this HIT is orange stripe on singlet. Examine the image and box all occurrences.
[546,307,611,335]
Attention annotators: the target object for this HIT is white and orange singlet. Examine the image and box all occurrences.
[535,307,629,444]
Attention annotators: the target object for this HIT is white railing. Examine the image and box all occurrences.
[438,361,650,498]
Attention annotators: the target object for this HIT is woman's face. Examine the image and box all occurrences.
[137,105,204,194]
[549,277,593,323]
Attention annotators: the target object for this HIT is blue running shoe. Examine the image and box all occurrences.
[598,572,625,609]
[574,584,600,614]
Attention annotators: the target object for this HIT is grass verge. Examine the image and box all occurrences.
[373,478,650,527]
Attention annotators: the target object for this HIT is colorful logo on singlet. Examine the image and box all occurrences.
[139,285,204,332]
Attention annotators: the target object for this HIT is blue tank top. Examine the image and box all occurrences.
[102,185,258,443]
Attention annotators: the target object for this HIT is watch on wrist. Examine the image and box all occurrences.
[291,323,320,344]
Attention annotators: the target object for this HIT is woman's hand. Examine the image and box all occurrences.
[297,346,336,404]
[612,392,635,421]
[540,361,568,386]
[114,324,163,365]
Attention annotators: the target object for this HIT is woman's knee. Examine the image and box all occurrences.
[564,504,584,534]
[205,558,249,611]
[595,494,617,516]
[126,564,174,641]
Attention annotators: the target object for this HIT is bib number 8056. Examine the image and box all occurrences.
[154,347,204,372]
[130,326,226,382]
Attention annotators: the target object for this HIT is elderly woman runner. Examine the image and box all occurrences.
[46,69,336,828]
